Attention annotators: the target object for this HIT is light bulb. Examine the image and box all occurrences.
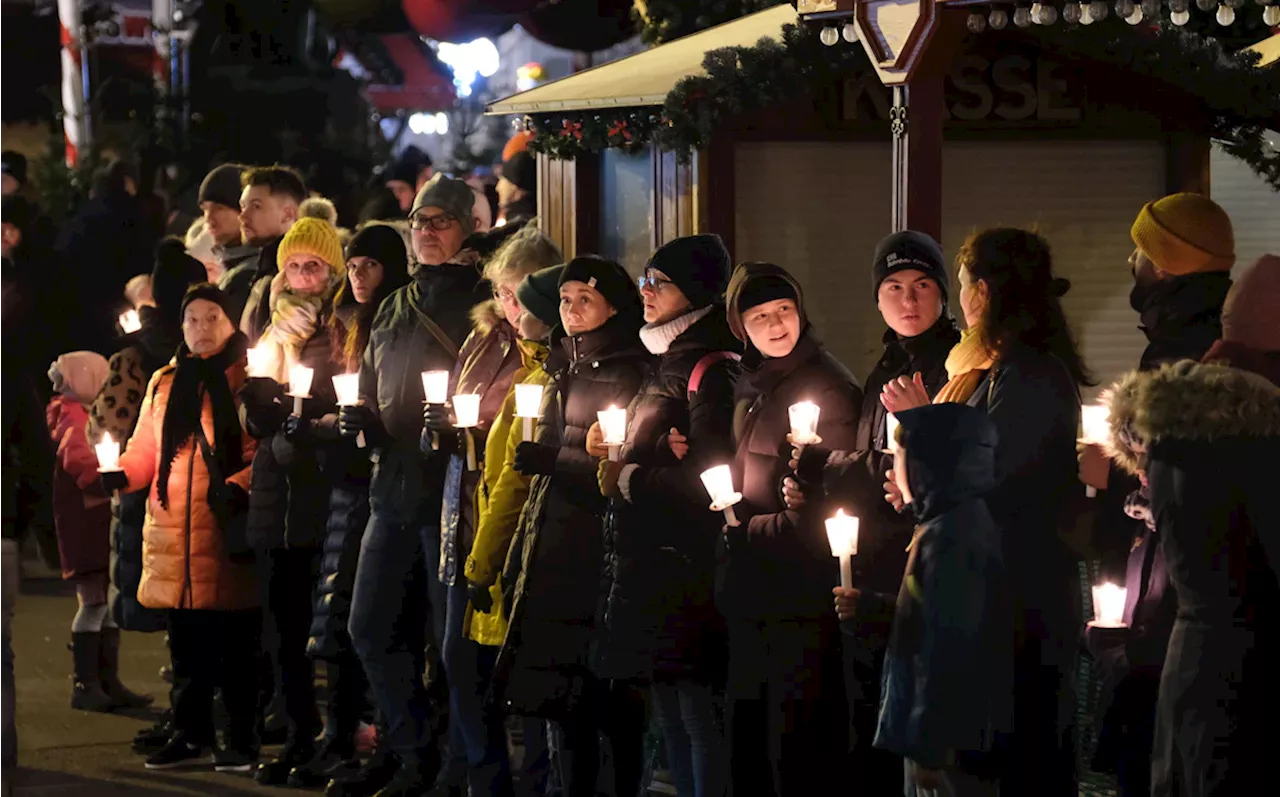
[1031,1,1044,22]
[1266,4,1280,24]
[1171,0,1189,11]
[1216,2,1236,20]
[1115,0,1135,16]
[1063,1,1081,20]
[967,11,988,32]
[1091,0,1110,17]
[1081,2,1095,21]
[1227,0,1243,8]
[990,7,1010,27]
[842,22,858,42]
[1141,0,1161,15]
[819,26,839,46]
[1171,8,1191,22]
[1040,3,1060,22]
[1196,0,1216,9]
[1015,5,1034,25]
[1126,7,1144,21]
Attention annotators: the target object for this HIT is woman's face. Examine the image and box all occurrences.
[283,253,331,296]
[639,268,692,325]
[742,298,801,359]
[877,269,943,338]
[494,280,523,329]
[958,266,988,329]
[559,280,616,336]
[183,298,234,356]
[347,256,385,305]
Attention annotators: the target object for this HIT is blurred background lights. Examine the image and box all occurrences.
[408,111,450,135]
[435,37,500,98]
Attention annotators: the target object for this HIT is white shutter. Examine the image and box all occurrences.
[1210,143,1280,277]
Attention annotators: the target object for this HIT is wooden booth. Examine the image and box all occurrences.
[487,3,1280,397]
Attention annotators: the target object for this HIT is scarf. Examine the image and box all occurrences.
[932,327,996,405]
[158,331,248,510]
[639,305,713,355]
[259,272,331,382]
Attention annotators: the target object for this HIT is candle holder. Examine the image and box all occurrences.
[787,401,822,450]
[287,364,315,416]
[514,383,544,443]
[94,432,122,473]
[700,465,743,527]
[332,373,365,449]
[597,405,627,462]
[825,509,859,589]
[422,371,451,450]
[453,393,481,471]
[1090,582,1128,629]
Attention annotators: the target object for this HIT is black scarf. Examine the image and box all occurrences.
[1130,272,1231,368]
[157,331,248,509]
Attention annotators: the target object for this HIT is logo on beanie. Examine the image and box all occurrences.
[588,277,598,288]
[886,253,933,271]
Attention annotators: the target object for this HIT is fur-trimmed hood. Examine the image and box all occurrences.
[1106,360,1280,475]
[469,298,506,335]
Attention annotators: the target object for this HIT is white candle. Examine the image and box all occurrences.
[700,464,743,527]
[1091,582,1128,628]
[246,344,272,378]
[825,509,860,590]
[885,413,900,453]
[1080,404,1112,498]
[94,432,121,473]
[515,383,544,442]
[788,401,822,447]
[118,309,141,334]
[422,371,450,405]
[597,405,627,462]
[453,393,481,471]
[332,373,365,448]
[288,363,314,415]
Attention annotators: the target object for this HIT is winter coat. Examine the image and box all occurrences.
[717,326,861,622]
[307,472,371,661]
[464,337,551,647]
[361,263,490,526]
[46,396,111,579]
[1134,272,1231,371]
[217,243,265,330]
[87,311,181,631]
[873,403,1012,769]
[238,238,283,346]
[117,342,259,610]
[439,300,521,587]
[594,305,740,684]
[1107,361,1280,797]
[495,317,650,719]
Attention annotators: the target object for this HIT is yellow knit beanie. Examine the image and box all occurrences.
[1130,193,1234,276]
[276,217,345,278]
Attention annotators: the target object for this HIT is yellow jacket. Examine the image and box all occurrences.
[464,338,550,646]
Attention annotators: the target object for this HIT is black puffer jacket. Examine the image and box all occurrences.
[717,326,861,622]
[307,450,372,660]
[495,316,650,718]
[594,306,740,684]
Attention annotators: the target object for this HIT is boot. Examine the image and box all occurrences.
[254,737,317,785]
[99,627,154,708]
[325,747,399,797]
[374,748,442,797]
[288,735,360,789]
[69,632,114,712]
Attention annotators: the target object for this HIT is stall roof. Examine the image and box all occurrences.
[1246,33,1280,68]
[486,4,798,115]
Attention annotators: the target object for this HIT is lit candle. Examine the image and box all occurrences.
[246,344,272,378]
[287,363,315,416]
[1091,582,1128,628]
[788,401,822,447]
[825,509,860,590]
[453,393,481,471]
[700,464,743,527]
[332,373,365,449]
[422,371,451,450]
[94,432,121,473]
[118,309,141,334]
[514,383,544,443]
[885,413,900,453]
[1080,404,1112,498]
[597,405,627,462]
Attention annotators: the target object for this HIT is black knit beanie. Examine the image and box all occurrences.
[558,255,642,320]
[871,230,950,304]
[179,283,236,325]
[153,238,209,321]
[198,163,245,210]
[346,223,409,275]
[504,151,537,194]
[644,234,732,309]
[517,264,566,329]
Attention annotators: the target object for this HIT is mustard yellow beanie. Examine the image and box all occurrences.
[277,217,345,278]
[1130,193,1235,276]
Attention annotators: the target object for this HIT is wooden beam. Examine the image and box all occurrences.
[1164,132,1211,196]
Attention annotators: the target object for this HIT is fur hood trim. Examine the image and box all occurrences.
[1107,360,1280,475]
[469,298,505,334]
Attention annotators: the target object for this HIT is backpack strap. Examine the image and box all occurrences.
[688,351,741,399]
[409,301,462,362]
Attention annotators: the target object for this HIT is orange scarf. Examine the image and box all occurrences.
[933,328,995,405]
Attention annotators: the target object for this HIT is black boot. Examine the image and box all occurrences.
[99,627,154,709]
[373,748,442,797]
[132,708,173,755]
[255,737,317,785]
[325,747,398,797]
[70,632,114,712]
[288,736,359,789]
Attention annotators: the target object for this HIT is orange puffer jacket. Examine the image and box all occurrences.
[118,351,258,610]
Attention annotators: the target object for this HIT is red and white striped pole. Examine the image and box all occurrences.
[57,0,86,167]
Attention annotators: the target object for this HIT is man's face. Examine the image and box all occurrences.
[239,185,295,246]
[201,201,243,248]
[877,269,944,339]
[410,205,468,266]
[1129,249,1164,287]
[1,222,20,258]
[387,180,415,214]
[1,174,19,196]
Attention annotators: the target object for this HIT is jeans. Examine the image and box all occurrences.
[348,513,440,758]
[3,538,19,779]
[652,680,725,797]
[168,608,263,748]
[257,548,321,745]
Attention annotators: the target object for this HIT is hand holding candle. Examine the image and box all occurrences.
[422,371,451,450]
[700,465,743,527]
[514,383,544,442]
[332,373,365,448]
[787,401,822,448]
[597,405,627,462]
[118,309,141,334]
[95,432,121,473]
[1079,404,1111,498]
[825,509,859,590]
[1090,582,1128,628]
[287,364,314,416]
[453,393,481,471]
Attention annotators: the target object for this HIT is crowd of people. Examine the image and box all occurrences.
[3,135,1278,797]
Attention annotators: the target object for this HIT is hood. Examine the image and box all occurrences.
[1106,360,1280,476]
[896,403,997,522]
[725,261,805,345]
[469,298,507,335]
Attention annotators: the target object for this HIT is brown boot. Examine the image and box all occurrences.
[98,627,153,709]
[70,632,114,712]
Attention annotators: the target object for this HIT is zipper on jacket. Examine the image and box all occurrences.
[181,426,196,608]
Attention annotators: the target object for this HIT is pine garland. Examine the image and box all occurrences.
[632,0,786,46]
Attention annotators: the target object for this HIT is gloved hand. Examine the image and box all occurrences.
[1084,623,1129,662]
[220,482,250,517]
[789,444,831,489]
[338,404,384,444]
[282,414,312,443]
[240,377,287,437]
[598,459,624,499]
[100,469,129,494]
[468,581,494,614]
[513,442,558,476]
[423,402,455,433]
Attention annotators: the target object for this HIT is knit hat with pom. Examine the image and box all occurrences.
[1131,193,1235,276]
[277,216,345,278]
[49,351,110,405]
[1222,254,1280,353]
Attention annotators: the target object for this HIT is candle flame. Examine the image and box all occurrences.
[118,310,141,333]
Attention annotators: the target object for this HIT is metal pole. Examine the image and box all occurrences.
[57,0,87,165]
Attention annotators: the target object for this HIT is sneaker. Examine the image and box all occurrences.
[144,736,208,770]
[213,745,259,773]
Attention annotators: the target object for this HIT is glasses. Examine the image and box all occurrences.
[410,212,458,232]
[637,273,675,292]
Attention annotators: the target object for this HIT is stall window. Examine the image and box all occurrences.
[599,147,654,274]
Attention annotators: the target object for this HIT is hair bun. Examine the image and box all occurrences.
[1049,277,1071,298]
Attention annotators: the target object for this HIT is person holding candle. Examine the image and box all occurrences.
[333,174,491,797]
[97,284,262,773]
[498,256,650,797]
[873,403,1011,797]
